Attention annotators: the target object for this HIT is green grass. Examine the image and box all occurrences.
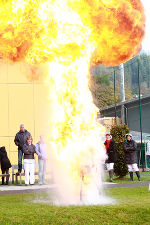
[1,172,149,185]
[0,186,150,224]
[0,179,39,185]
[105,171,150,183]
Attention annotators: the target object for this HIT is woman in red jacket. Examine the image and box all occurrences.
[104,133,117,182]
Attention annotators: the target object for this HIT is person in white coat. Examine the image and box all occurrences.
[35,135,48,185]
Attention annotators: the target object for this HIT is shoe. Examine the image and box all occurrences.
[25,184,29,186]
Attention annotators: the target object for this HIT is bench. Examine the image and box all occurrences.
[12,164,39,185]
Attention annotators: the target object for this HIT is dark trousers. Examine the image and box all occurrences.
[18,150,23,172]
[147,155,150,166]
[2,168,9,184]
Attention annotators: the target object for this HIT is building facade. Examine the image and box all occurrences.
[100,95,150,134]
[0,61,51,165]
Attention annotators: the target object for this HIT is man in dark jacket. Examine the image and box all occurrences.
[0,146,12,185]
[14,124,31,173]
[124,133,140,181]
[104,133,117,182]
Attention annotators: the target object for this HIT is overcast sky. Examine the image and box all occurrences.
[141,0,150,53]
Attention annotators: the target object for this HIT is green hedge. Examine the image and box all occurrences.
[110,124,129,177]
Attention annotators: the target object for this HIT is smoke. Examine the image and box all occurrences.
[47,143,105,205]
[39,139,113,206]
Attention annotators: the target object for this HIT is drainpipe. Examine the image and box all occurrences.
[119,63,125,124]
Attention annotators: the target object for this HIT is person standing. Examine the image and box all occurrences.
[36,135,48,185]
[104,133,117,182]
[124,133,141,181]
[0,146,11,185]
[14,124,31,174]
[146,140,150,168]
[23,136,35,185]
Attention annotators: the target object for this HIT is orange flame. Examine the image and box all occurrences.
[0,0,145,66]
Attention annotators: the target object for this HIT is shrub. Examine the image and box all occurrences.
[110,124,129,177]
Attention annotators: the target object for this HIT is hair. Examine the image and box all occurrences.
[26,136,32,142]
[105,133,112,139]
[20,124,25,128]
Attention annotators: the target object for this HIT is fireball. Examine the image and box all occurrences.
[0,0,145,65]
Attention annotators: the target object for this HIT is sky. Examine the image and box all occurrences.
[141,0,150,53]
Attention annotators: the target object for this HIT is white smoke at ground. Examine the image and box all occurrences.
[38,134,115,206]
[32,196,116,206]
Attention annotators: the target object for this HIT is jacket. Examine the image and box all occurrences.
[23,144,35,159]
[0,147,12,170]
[35,142,48,160]
[14,130,31,151]
[146,141,150,156]
[104,139,117,163]
[123,140,138,164]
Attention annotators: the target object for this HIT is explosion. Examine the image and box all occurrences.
[0,0,145,204]
[0,0,145,65]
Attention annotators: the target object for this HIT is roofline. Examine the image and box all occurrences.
[100,94,150,112]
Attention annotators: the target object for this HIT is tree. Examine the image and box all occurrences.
[95,74,110,86]
[110,124,129,178]
[89,74,132,108]
[91,53,150,99]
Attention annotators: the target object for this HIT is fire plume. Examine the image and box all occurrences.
[0,0,145,66]
[0,0,145,203]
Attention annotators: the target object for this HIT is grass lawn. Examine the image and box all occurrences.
[0,186,150,225]
[105,171,150,183]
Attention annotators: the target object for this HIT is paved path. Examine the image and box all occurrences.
[134,174,150,176]
[0,182,149,195]
[0,184,55,195]
[104,181,150,189]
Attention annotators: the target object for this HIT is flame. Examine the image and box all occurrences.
[0,0,145,203]
[0,0,145,66]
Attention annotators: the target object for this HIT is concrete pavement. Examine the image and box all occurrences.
[0,181,149,195]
